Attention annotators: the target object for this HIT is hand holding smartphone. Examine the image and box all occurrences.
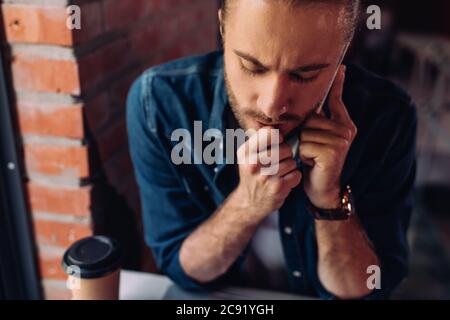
[286,42,350,170]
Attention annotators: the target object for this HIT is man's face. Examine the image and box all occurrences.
[222,0,349,137]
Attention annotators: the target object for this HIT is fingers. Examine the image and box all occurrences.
[278,143,294,160]
[238,127,290,169]
[281,169,302,189]
[258,143,293,163]
[328,65,352,126]
[299,142,320,164]
[299,142,341,168]
[300,128,350,148]
[302,114,353,140]
[304,65,357,142]
[276,158,297,177]
[246,127,284,154]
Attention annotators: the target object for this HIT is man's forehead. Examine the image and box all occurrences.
[226,0,346,68]
[226,0,349,38]
[226,0,348,19]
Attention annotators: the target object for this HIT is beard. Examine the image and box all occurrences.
[224,67,322,138]
[224,69,253,131]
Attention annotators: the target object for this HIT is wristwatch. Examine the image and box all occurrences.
[306,185,354,221]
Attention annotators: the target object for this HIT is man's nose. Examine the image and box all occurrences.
[257,75,291,120]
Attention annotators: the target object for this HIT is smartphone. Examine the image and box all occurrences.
[285,42,350,171]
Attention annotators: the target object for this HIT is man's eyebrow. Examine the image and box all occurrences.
[233,50,268,68]
[233,49,330,73]
[292,63,331,73]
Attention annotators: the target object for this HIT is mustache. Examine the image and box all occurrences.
[243,109,302,125]
[242,100,323,126]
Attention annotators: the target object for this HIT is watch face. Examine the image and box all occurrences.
[307,185,354,221]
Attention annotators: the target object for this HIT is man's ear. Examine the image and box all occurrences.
[218,9,224,37]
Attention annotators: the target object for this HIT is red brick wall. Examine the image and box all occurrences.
[1,0,219,299]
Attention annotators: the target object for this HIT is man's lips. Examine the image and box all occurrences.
[256,121,286,129]
[255,121,302,139]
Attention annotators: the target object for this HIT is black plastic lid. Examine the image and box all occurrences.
[62,236,122,279]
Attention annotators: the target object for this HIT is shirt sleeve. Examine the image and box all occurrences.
[309,99,417,300]
[126,75,243,291]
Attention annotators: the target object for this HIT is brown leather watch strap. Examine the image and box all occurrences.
[306,185,354,221]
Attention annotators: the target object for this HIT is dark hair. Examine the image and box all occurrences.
[220,0,361,42]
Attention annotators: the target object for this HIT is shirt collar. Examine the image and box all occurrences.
[208,53,229,134]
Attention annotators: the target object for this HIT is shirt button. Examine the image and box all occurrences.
[203,185,209,192]
[284,226,293,235]
[293,270,302,278]
[214,167,219,173]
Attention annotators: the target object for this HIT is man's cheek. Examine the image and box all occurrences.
[293,85,324,111]
[233,83,257,108]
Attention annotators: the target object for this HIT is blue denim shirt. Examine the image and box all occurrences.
[126,51,416,299]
